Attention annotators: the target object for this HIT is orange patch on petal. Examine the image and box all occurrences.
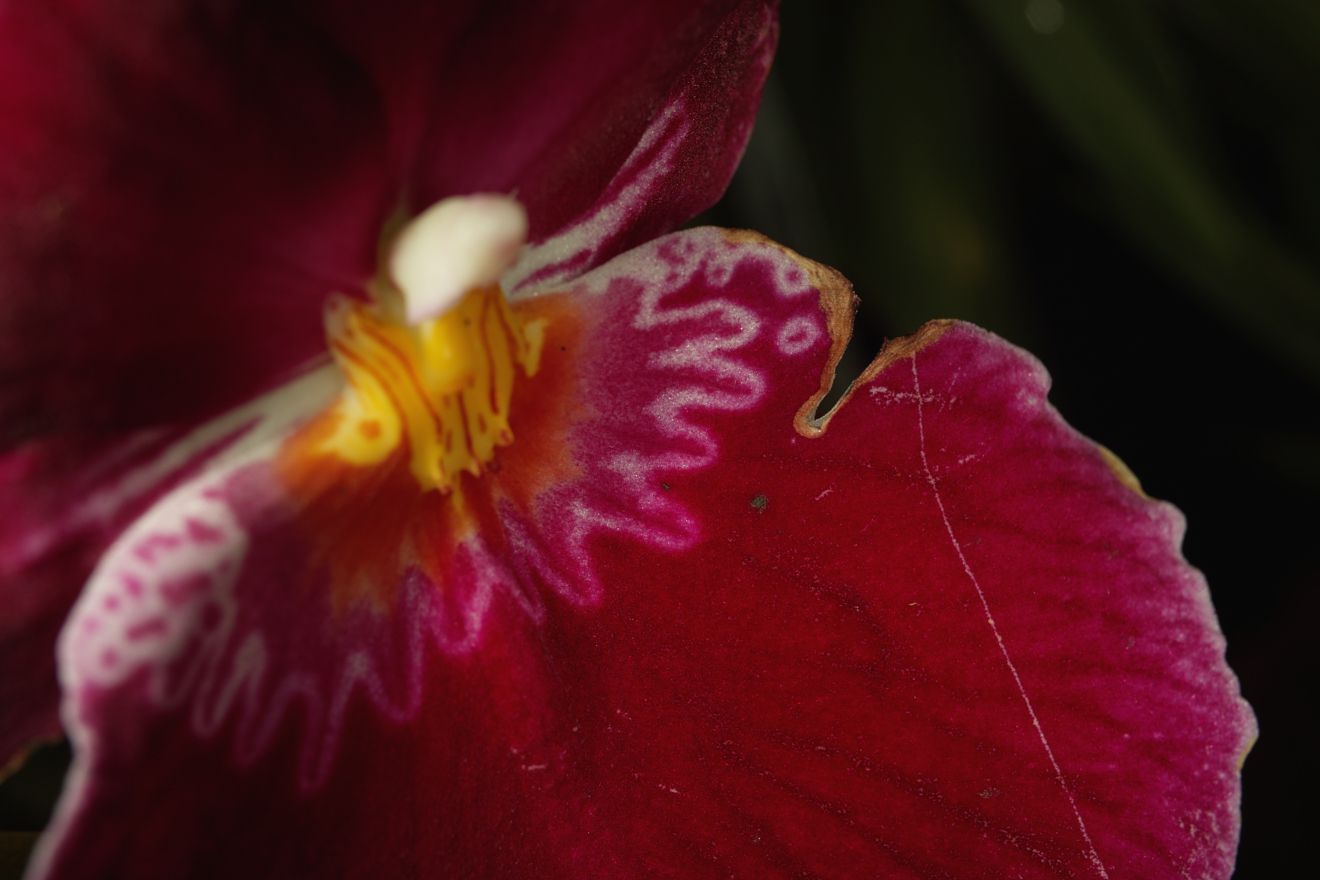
[275,413,461,613]
[481,293,589,516]
[273,290,584,614]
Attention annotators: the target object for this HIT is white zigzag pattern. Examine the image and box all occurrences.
[36,230,820,880]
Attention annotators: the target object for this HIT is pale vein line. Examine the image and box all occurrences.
[910,356,1110,880]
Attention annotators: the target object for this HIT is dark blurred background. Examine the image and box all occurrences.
[3,1,1317,877]
[707,1,1319,876]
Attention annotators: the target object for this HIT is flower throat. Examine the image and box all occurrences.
[310,195,544,494]
[319,286,545,493]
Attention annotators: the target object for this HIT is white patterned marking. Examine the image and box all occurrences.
[509,230,814,604]
[775,315,820,356]
[505,106,687,296]
[35,230,828,880]
[8,366,338,574]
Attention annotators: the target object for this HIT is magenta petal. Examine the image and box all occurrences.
[528,232,1254,877]
[1,0,772,771]
[0,434,174,769]
[34,233,1250,879]
[506,0,777,292]
[0,0,775,437]
[0,370,337,772]
[0,0,388,434]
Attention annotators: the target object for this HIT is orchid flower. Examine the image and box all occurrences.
[0,1,1254,878]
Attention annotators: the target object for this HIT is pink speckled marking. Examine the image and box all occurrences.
[133,533,183,564]
[186,517,225,544]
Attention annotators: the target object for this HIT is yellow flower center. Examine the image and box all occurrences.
[317,285,545,493]
[307,194,545,494]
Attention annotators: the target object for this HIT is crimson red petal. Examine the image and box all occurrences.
[0,1,773,766]
[0,0,774,437]
[0,0,386,435]
[0,371,338,771]
[0,434,183,768]
[33,232,1250,879]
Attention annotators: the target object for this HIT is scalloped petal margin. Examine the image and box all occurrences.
[29,230,1252,879]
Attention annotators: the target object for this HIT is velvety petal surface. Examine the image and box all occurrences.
[0,0,775,437]
[0,432,186,770]
[0,371,339,771]
[0,0,774,768]
[32,231,1251,879]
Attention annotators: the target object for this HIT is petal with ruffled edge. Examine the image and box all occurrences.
[31,230,1252,879]
[0,0,775,767]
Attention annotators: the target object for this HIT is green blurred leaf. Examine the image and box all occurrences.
[1168,0,1320,93]
[1166,0,1320,253]
[966,0,1320,382]
[849,1,1031,343]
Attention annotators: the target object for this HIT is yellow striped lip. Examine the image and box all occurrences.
[318,285,546,493]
